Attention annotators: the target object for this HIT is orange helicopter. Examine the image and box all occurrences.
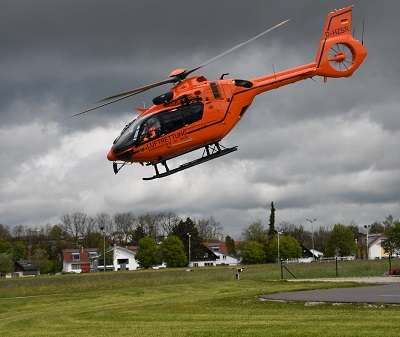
[76,6,367,180]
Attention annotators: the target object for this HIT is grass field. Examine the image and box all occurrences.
[1,260,400,337]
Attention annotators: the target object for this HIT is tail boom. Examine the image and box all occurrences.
[248,6,367,96]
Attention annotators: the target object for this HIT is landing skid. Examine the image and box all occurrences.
[142,142,238,180]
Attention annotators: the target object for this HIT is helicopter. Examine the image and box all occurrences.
[76,5,367,180]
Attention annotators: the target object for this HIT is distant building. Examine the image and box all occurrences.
[203,240,240,266]
[97,245,140,271]
[366,234,400,259]
[14,260,40,277]
[62,248,99,273]
[112,245,140,271]
[294,245,324,263]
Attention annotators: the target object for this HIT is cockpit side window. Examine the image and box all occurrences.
[138,116,161,144]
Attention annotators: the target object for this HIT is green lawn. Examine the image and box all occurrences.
[1,260,399,337]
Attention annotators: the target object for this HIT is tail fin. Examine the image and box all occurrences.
[315,6,367,78]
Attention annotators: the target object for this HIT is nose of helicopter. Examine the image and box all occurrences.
[107,147,117,161]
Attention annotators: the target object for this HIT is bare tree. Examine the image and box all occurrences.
[138,213,162,239]
[158,212,181,236]
[60,212,90,246]
[113,212,137,245]
[12,225,25,240]
[196,216,223,241]
[95,213,114,237]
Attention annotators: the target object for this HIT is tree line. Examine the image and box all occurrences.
[239,208,400,264]
[1,207,399,273]
[0,212,224,273]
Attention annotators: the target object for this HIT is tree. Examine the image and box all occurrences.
[326,224,357,257]
[96,213,114,236]
[383,220,400,257]
[0,253,14,274]
[171,217,205,260]
[136,237,161,268]
[265,235,302,262]
[278,222,312,248]
[138,213,162,239]
[61,212,91,246]
[158,212,181,236]
[131,225,147,245]
[268,202,276,236]
[314,226,331,253]
[114,212,136,245]
[196,217,223,240]
[369,222,385,234]
[239,241,265,264]
[11,241,26,261]
[225,235,236,256]
[31,248,52,274]
[242,221,267,244]
[0,224,11,241]
[161,235,187,267]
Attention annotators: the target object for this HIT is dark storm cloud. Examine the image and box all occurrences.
[1,0,400,235]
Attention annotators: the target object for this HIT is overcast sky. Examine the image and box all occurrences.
[1,0,399,237]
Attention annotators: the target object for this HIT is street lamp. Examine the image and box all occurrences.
[187,233,191,267]
[306,218,317,260]
[100,226,106,272]
[364,224,371,260]
[277,231,283,263]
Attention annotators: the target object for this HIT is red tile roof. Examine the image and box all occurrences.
[203,241,228,255]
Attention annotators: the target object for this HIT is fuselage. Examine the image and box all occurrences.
[107,76,256,164]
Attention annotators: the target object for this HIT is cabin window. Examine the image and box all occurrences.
[159,102,204,135]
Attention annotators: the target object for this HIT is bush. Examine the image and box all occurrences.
[0,253,14,273]
[239,241,266,264]
[136,237,161,268]
[161,235,187,268]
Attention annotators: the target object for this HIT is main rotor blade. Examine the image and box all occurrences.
[98,78,175,103]
[184,19,290,77]
[72,87,149,117]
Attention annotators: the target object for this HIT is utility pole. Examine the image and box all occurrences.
[100,226,106,272]
[306,218,317,260]
[364,224,370,260]
[187,233,191,267]
[277,231,283,263]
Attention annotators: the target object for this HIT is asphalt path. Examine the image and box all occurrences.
[261,284,400,304]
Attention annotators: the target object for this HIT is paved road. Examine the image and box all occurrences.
[261,284,400,304]
[289,277,400,284]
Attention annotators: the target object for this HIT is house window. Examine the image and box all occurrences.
[71,264,80,270]
[72,253,80,261]
[205,262,214,266]
[193,263,198,267]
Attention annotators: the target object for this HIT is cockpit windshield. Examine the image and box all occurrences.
[113,117,142,153]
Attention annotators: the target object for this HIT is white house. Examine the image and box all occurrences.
[110,245,140,271]
[197,241,240,267]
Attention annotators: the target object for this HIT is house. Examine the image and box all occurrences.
[203,240,240,266]
[111,245,140,271]
[367,234,400,259]
[62,248,99,273]
[97,245,140,271]
[14,260,40,277]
